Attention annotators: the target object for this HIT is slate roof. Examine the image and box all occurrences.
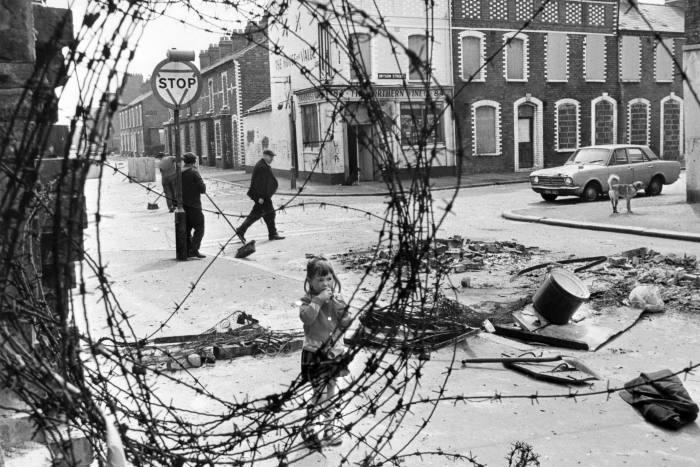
[619,1,685,33]
[126,91,153,107]
[245,97,271,115]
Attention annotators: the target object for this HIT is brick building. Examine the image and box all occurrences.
[107,73,146,154]
[118,90,170,156]
[163,23,270,169]
[245,0,455,184]
[452,0,685,174]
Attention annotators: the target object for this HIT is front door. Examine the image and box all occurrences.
[518,104,534,170]
[347,124,375,184]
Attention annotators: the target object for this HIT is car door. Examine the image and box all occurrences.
[607,148,633,186]
[627,147,651,185]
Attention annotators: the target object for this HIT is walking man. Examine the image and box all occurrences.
[181,152,206,259]
[237,149,285,242]
[158,152,177,212]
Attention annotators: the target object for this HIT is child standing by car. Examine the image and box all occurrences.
[299,256,353,448]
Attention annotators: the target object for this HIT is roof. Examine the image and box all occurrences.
[618,0,684,34]
[125,91,153,107]
[201,43,258,74]
[245,97,272,115]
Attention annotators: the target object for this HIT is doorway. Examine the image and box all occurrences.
[347,124,377,184]
[517,104,534,170]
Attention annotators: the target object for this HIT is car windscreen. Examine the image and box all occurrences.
[565,148,609,165]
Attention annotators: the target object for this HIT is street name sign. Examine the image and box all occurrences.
[150,59,202,109]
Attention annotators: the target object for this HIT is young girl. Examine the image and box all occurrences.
[299,256,353,447]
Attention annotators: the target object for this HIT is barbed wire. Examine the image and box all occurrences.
[1,0,698,465]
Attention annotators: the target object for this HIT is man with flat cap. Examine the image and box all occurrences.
[237,149,285,242]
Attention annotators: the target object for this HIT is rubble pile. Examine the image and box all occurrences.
[128,312,304,372]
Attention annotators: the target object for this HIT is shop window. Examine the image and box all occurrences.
[408,34,428,81]
[655,38,675,82]
[301,104,320,146]
[349,33,371,81]
[620,36,641,82]
[400,102,444,146]
[546,33,567,82]
[504,33,527,81]
[585,34,606,81]
[472,101,500,155]
[460,31,485,81]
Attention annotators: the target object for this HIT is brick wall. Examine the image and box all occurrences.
[686,6,700,45]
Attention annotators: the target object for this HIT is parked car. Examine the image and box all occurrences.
[529,145,681,202]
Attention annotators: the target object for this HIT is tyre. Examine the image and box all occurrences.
[646,176,663,196]
[581,182,601,202]
[540,193,558,202]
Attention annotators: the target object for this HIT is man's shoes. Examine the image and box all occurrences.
[188,251,206,259]
[269,233,285,241]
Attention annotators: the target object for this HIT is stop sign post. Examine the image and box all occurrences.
[151,51,202,261]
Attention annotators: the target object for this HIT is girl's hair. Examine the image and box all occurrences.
[304,256,341,294]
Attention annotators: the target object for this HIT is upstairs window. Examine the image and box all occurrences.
[301,104,320,146]
[400,102,444,146]
[349,33,371,81]
[460,31,485,81]
[318,22,332,81]
[655,38,675,82]
[221,72,228,107]
[408,34,428,81]
[504,33,527,81]
[620,36,641,82]
[208,79,214,110]
[585,34,606,81]
[546,33,567,82]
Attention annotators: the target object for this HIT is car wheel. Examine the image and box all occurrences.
[581,182,601,202]
[647,176,663,196]
[540,193,557,202]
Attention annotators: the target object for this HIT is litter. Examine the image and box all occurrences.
[461,353,600,385]
[628,285,665,313]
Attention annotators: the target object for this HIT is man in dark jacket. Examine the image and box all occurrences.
[181,152,206,258]
[237,149,284,242]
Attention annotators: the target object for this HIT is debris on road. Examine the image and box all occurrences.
[126,311,304,372]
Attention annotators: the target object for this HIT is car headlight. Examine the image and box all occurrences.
[532,176,539,184]
[564,177,573,186]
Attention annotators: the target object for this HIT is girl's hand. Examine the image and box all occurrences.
[316,288,333,303]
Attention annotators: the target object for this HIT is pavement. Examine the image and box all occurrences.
[201,165,700,242]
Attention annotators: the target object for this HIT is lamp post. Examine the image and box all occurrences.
[150,49,202,260]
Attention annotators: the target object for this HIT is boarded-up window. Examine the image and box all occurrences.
[214,121,222,158]
[594,99,615,144]
[655,38,674,82]
[629,101,649,145]
[408,35,428,81]
[200,122,208,158]
[586,34,605,81]
[462,35,482,81]
[547,33,567,81]
[662,98,681,159]
[557,103,578,150]
[349,33,371,81]
[620,36,641,81]
[506,37,524,80]
[474,105,497,155]
[301,104,320,146]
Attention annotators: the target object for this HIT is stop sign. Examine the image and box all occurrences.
[150,59,202,109]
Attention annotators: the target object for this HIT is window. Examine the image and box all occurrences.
[408,34,428,81]
[613,149,628,165]
[399,102,444,146]
[472,101,500,155]
[214,121,222,158]
[591,94,617,145]
[200,121,208,158]
[628,99,650,145]
[627,148,645,163]
[301,104,320,146]
[318,22,332,81]
[620,36,641,82]
[555,99,579,151]
[504,33,527,81]
[349,33,371,81]
[221,72,229,107]
[460,31,485,81]
[585,34,606,81]
[208,79,214,110]
[546,33,567,81]
[655,38,675,82]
